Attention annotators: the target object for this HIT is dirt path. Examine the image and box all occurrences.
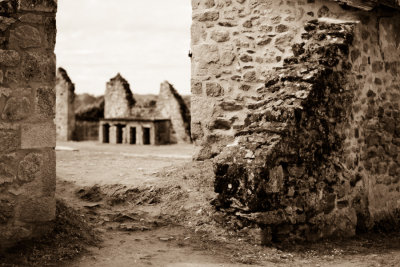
[56,141,193,186]
[53,142,400,267]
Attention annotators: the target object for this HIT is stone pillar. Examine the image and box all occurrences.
[55,67,75,141]
[122,126,127,144]
[0,0,57,250]
[109,125,117,144]
[99,122,104,143]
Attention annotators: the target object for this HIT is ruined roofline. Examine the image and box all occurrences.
[100,117,170,122]
[160,81,192,140]
[57,67,74,85]
[107,73,136,108]
[333,0,400,10]
[110,72,128,83]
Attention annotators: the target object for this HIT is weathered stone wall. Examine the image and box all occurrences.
[348,10,400,230]
[55,67,75,141]
[74,121,98,141]
[191,0,369,160]
[0,0,57,249]
[157,81,191,144]
[104,73,135,119]
[191,0,400,241]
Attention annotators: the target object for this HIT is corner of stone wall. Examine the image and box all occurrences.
[213,18,363,242]
[191,0,400,242]
[0,0,57,250]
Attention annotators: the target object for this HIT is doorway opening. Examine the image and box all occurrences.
[102,124,110,143]
[143,127,151,145]
[130,127,136,145]
[116,124,125,144]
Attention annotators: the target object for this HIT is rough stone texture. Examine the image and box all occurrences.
[55,68,75,141]
[0,0,57,250]
[191,0,400,242]
[104,73,135,119]
[157,81,191,144]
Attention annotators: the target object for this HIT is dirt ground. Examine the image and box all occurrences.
[2,141,400,266]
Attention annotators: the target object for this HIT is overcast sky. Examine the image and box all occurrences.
[55,0,192,96]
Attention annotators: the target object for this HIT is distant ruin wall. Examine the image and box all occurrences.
[55,67,75,141]
[104,74,135,119]
[0,0,57,249]
[74,121,99,141]
[157,81,191,144]
[191,0,400,241]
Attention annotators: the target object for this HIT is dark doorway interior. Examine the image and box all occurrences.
[143,127,151,145]
[116,124,125,144]
[130,127,136,145]
[103,124,110,143]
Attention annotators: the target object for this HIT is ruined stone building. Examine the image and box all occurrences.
[74,94,103,141]
[100,74,191,145]
[55,67,104,142]
[55,67,75,141]
[0,0,57,250]
[191,0,400,242]
[157,81,192,144]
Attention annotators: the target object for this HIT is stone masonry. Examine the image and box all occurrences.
[104,73,136,119]
[103,74,191,145]
[55,67,75,141]
[0,0,57,249]
[157,81,191,144]
[191,0,400,241]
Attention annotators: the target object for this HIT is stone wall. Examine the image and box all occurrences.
[0,0,57,249]
[104,73,135,119]
[55,67,75,141]
[191,0,400,241]
[157,81,191,144]
[74,121,98,141]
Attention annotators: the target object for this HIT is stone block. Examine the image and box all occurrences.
[240,54,253,62]
[220,51,235,66]
[220,100,243,111]
[275,24,289,33]
[0,16,16,31]
[0,50,20,67]
[9,25,42,49]
[191,80,203,95]
[19,14,44,24]
[44,17,56,50]
[40,150,55,197]
[36,86,55,119]
[192,44,219,64]
[196,11,219,21]
[210,118,232,130]
[17,153,43,184]
[0,153,18,185]
[18,0,57,12]
[243,71,256,82]
[211,30,230,42]
[18,196,56,223]
[1,96,31,121]
[372,61,384,73]
[191,121,204,141]
[206,82,224,97]
[0,127,19,153]
[21,123,56,149]
[21,51,56,82]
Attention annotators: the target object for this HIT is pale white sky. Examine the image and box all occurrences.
[55,0,192,96]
